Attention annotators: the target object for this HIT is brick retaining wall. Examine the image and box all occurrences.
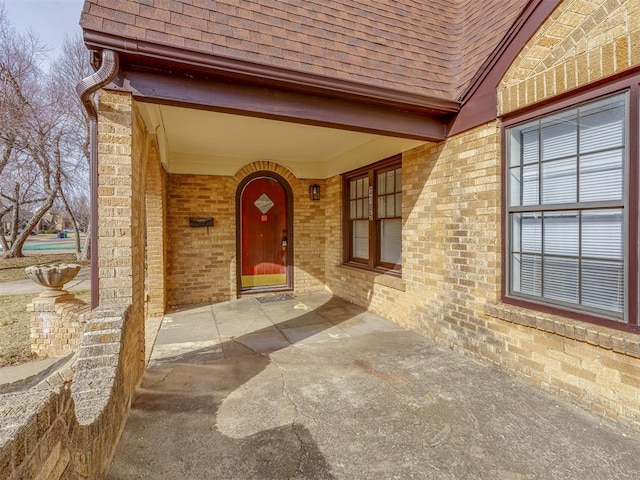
[0,304,142,479]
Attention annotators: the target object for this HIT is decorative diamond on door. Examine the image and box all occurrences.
[254,193,275,214]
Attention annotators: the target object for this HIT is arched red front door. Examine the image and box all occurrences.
[239,174,292,291]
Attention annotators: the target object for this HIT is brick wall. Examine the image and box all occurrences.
[324,118,640,425]
[499,0,640,114]
[324,0,640,425]
[165,161,326,307]
[29,297,90,358]
[97,93,328,311]
[325,123,502,338]
[145,138,168,317]
[491,0,640,422]
[0,304,142,479]
[66,0,640,429]
[166,173,237,305]
[97,91,147,377]
[97,90,147,310]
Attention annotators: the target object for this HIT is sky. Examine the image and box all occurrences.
[2,0,85,59]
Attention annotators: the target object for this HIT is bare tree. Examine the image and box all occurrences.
[0,8,91,259]
[48,35,92,260]
[0,5,53,257]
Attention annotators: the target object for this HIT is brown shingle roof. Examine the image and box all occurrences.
[80,0,528,101]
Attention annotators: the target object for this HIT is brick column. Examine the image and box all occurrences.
[96,90,146,373]
[28,296,90,357]
[145,140,167,317]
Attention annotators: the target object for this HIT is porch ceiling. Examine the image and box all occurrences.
[137,102,425,179]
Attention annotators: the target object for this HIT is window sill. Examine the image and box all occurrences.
[484,301,640,358]
[337,264,406,292]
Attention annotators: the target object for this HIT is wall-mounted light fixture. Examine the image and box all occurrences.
[309,184,321,201]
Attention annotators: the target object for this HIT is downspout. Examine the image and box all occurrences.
[76,49,119,309]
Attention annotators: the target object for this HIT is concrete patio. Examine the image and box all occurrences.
[107,292,640,479]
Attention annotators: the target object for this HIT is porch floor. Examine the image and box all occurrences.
[108,291,640,479]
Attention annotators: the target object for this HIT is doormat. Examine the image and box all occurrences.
[255,294,295,304]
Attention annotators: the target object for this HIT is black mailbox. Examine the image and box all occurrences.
[189,217,214,227]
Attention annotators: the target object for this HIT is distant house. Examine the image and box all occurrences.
[79,0,640,423]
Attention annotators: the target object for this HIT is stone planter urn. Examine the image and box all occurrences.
[25,263,81,300]
[26,263,89,358]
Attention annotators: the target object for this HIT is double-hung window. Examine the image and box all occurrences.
[506,93,627,322]
[343,156,402,273]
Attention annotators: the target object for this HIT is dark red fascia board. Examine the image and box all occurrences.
[111,67,451,142]
[82,29,460,117]
[449,0,563,136]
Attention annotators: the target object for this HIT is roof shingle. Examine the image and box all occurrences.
[80,0,529,101]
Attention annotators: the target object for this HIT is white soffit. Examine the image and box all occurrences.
[137,102,425,179]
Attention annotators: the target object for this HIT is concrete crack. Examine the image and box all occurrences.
[210,305,226,352]
[145,368,174,388]
[272,358,307,479]
[272,358,301,420]
[290,426,309,480]
[229,337,268,358]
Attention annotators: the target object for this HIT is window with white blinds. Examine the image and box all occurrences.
[506,93,626,319]
[344,156,402,272]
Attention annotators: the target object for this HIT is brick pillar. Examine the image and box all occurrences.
[97,90,146,376]
[28,296,90,357]
[145,140,167,317]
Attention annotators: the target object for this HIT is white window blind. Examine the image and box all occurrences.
[507,93,626,317]
[377,167,402,267]
[345,159,402,270]
[353,220,369,259]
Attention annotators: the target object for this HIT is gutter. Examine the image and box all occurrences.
[76,49,119,309]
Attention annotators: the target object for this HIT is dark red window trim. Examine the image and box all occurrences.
[342,155,402,276]
[501,72,640,334]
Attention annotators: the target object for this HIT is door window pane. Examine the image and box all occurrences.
[386,170,395,193]
[378,196,385,218]
[385,195,395,217]
[378,173,385,195]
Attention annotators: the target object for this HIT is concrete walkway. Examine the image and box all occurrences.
[108,292,640,479]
